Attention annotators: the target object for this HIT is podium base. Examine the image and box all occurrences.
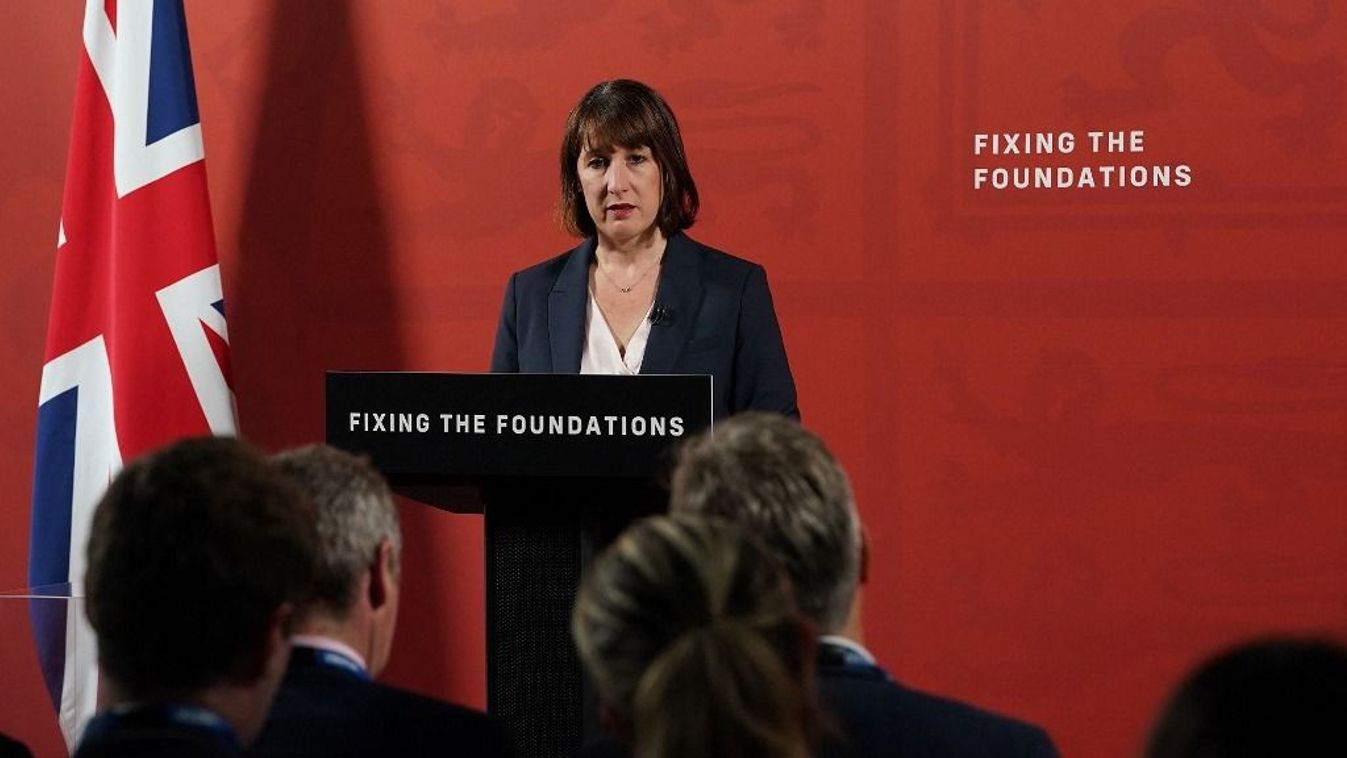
[484,481,664,758]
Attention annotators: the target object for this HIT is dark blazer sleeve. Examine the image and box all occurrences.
[734,265,799,419]
[490,273,519,373]
[1023,726,1060,758]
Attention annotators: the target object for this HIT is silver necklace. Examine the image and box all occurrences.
[596,253,663,293]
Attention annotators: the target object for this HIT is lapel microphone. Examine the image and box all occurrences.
[650,305,673,327]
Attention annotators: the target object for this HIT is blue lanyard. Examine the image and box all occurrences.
[81,703,241,752]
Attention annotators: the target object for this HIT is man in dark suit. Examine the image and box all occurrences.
[251,445,507,758]
[671,413,1060,758]
[77,437,319,757]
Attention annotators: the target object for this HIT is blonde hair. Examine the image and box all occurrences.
[573,515,816,758]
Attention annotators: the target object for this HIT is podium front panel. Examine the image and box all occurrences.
[324,371,714,757]
[326,372,713,479]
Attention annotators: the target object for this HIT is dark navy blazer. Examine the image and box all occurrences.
[816,641,1060,758]
[490,233,799,420]
[250,646,507,757]
[577,641,1059,758]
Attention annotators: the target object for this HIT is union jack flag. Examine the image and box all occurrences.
[30,0,235,747]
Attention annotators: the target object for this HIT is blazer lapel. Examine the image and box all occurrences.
[548,239,593,374]
[640,233,703,375]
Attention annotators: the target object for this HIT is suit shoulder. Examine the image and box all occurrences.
[819,670,1057,757]
[680,236,761,272]
[370,680,490,720]
[260,674,504,755]
[357,681,498,740]
[675,235,768,295]
[902,683,1053,747]
[510,244,586,287]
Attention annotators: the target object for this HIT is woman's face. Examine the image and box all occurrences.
[577,143,663,247]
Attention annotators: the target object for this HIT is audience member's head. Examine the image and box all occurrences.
[84,436,317,743]
[573,515,817,758]
[1146,636,1347,758]
[271,444,402,676]
[670,412,861,634]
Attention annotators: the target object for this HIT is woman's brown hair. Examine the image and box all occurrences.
[558,79,700,238]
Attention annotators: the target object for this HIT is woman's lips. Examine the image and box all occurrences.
[607,204,635,219]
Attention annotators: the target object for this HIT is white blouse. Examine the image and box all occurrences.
[579,289,654,375]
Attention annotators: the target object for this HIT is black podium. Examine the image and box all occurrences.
[326,372,713,758]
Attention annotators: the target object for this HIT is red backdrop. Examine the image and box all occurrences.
[3,2,1345,755]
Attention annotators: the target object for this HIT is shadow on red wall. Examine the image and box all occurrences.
[229,0,453,696]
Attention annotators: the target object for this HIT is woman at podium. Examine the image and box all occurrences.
[490,79,798,420]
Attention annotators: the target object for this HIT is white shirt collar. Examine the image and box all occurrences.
[290,634,368,672]
[819,634,877,665]
[580,290,654,375]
